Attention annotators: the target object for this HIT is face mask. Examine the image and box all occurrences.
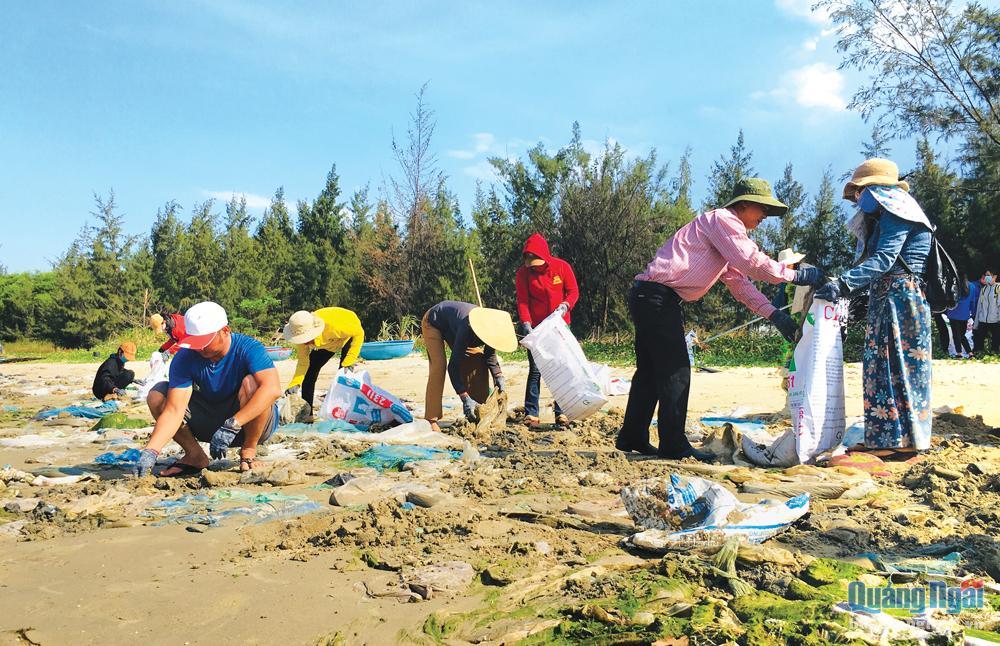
[986,276,995,285]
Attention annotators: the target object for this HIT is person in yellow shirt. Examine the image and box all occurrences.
[282,307,365,412]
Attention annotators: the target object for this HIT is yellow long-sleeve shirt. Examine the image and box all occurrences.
[286,307,365,389]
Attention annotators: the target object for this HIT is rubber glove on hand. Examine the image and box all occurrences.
[342,364,354,374]
[554,302,569,316]
[284,385,301,396]
[209,417,240,460]
[769,309,798,343]
[519,321,533,336]
[814,279,845,302]
[460,393,478,421]
[792,267,826,287]
[494,375,506,393]
[133,448,159,477]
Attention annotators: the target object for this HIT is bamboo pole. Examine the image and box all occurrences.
[468,257,484,308]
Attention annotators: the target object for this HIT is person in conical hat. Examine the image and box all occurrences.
[421,301,516,432]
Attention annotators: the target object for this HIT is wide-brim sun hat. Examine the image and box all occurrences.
[177,301,228,350]
[468,307,518,353]
[777,248,806,265]
[283,310,326,345]
[722,178,788,216]
[843,158,909,200]
[119,341,137,361]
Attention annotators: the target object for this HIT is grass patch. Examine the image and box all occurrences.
[2,327,166,363]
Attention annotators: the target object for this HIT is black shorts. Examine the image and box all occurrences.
[151,383,278,444]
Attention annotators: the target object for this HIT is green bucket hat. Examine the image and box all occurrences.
[722,178,788,217]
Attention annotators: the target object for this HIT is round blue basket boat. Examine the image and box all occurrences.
[359,340,415,360]
[264,346,294,361]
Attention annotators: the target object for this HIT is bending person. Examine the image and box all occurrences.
[815,158,933,458]
[515,233,579,428]
[422,301,516,432]
[282,307,364,413]
[135,301,281,477]
[92,342,137,401]
[616,178,824,460]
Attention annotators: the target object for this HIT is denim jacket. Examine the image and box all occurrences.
[839,190,933,293]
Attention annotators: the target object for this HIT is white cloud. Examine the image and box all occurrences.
[802,37,819,51]
[752,63,846,111]
[462,160,500,180]
[786,63,846,111]
[774,0,831,24]
[447,132,497,159]
[202,190,272,210]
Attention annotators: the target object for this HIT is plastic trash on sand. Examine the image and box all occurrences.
[318,368,413,429]
[621,474,810,550]
[278,419,361,434]
[144,488,322,527]
[350,445,462,472]
[94,448,142,465]
[520,310,607,421]
[36,401,120,420]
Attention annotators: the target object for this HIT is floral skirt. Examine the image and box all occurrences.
[862,274,932,449]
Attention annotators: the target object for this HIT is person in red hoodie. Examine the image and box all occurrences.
[515,233,579,428]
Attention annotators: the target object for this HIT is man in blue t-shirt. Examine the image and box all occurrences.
[134,301,282,477]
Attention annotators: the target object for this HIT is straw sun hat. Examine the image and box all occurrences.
[843,158,909,200]
[283,310,326,345]
[777,248,806,266]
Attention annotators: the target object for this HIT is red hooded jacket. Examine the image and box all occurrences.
[515,233,579,326]
[158,313,186,354]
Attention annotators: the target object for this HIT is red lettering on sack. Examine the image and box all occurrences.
[331,407,346,420]
[360,383,391,408]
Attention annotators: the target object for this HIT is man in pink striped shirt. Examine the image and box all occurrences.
[616,178,826,460]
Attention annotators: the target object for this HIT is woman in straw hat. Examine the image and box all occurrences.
[282,307,365,414]
[815,158,934,458]
[421,300,517,432]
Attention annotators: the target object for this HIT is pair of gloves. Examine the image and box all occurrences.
[519,302,570,337]
[796,267,848,303]
[133,418,241,477]
[460,376,506,421]
[768,267,847,342]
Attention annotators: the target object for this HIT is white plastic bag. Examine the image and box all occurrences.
[521,311,608,421]
[318,368,413,429]
[622,474,810,549]
[137,352,168,401]
[742,298,846,466]
[788,298,847,463]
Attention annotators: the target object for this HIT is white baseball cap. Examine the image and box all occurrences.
[177,301,228,350]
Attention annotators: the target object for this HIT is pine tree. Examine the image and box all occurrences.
[703,130,755,210]
[150,200,186,310]
[255,187,297,312]
[762,163,808,257]
[798,169,853,273]
[295,166,349,310]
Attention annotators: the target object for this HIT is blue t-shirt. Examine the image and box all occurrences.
[168,333,274,403]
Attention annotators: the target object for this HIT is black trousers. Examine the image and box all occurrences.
[974,322,1000,355]
[617,281,693,456]
[934,314,951,354]
[948,318,972,355]
[301,341,352,409]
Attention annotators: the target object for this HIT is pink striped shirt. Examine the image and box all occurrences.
[636,208,795,318]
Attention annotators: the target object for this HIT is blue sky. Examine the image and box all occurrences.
[2,0,920,272]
